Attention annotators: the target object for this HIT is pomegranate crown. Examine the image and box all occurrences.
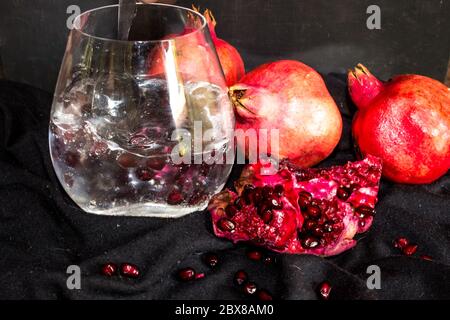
[348,64,384,110]
[192,5,217,38]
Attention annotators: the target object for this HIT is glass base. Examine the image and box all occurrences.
[81,202,208,218]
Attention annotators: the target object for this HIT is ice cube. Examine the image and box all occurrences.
[91,73,140,146]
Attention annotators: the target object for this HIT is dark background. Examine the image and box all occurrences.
[0,0,449,93]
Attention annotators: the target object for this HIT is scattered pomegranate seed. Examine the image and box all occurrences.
[204,253,219,268]
[178,267,196,281]
[421,255,433,261]
[120,263,140,278]
[101,263,117,277]
[318,281,332,300]
[234,270,248,286]
[393,237,409,249]
[243,282,257,295]
[195,272,205,279]
[263,256,275,265]
[257,289,273,301]
[247,250,263,261]
[403,244,418,256]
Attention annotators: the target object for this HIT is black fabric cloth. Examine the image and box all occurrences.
[0,77,449,300]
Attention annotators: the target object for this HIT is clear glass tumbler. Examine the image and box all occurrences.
[49,3,235,217]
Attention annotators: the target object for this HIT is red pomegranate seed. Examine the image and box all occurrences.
[217,218,235,232]
[178,267,196,281]
[301,236,320,249]
[136,168,153,181]
[274,184,284,196]
[195,273,205,279]
[101,263,117,277]
[167,190,184,205]
[306,205,321,219]
[260,209,273,224]
[421,255,433,261]
[403,244,418,256]
[146,156,167,170]
[355,205,375,218]
[64,152,80,167]
[263,256,275,265]
[247,250,263,261]
[257,289,273,301]
[234,270,248,286]
[204,253,219,268]
[117,153,139,168]
[318,281,332,300]
[225,205,238,218]
[243,282,257,295]
[393,237,409,250]
[120,263,140,278]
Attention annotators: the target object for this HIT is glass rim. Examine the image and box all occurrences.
[72,2,208,44]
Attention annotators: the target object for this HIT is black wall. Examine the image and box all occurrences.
[0,0,449,93]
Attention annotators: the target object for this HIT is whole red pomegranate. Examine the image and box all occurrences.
[348,64,450,184]
[230,60,343,168]
[148,8,245,86]
[209,156,382,256]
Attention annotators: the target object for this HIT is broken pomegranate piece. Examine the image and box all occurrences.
[209,156,382,256]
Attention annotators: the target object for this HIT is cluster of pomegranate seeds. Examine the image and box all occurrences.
[209,156,383,256]
[318,281,332,300]
[101,262,140,278]
[178,268,196,281]
[393,237,425,258]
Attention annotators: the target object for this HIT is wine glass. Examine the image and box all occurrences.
[49,3,235,217]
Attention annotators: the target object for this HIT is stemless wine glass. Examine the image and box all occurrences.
[49,3,235,217]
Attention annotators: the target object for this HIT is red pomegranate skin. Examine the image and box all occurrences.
[148,9,245,86]
[230,60,343,168]
[348,64,450,184]
[148,31,224,85]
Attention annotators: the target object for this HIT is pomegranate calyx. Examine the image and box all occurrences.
[229,88,259,119]
[192,6,218,38]
[348,64,384,110]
